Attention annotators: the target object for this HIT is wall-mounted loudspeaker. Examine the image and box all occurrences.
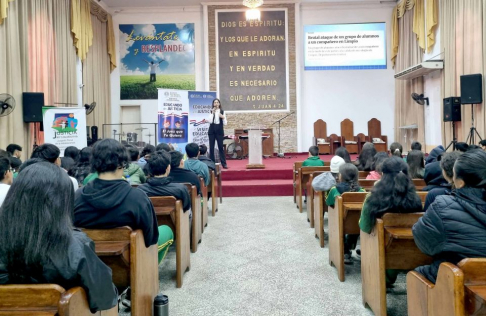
[443,97,462,122]
[460,74,483,104]
[22,92,44,122]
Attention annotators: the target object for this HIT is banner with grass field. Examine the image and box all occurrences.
[42,107,87,156]
[119,23,196,100]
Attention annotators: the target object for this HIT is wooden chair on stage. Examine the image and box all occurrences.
[365,118,388,152]
[340,119,360,154]
[407,258,486,316]
[357,133,367,153]
[313,119,332,155]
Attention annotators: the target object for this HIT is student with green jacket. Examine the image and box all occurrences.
[302,146,325,167]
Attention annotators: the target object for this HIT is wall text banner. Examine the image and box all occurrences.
[216,9,289,112]
[119,23,196,100]
[42,107,87,156]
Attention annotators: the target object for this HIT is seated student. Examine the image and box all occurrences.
[198,144,216,171]
[31,143,78,190]
[124,145,146,185]
[411,141,422,151]
[325,163,366,264]
[184,143,210,186]
[355,142,377,171]
[0,157,13,206]
[311,156,345,192]
[359,156,423,285]
[413,149,486,283]
[422,156,448,192]
[455,142,469,153]
[138,150,191,225]
[156,143,172,152]
[302,146,325,167]
[69,147,92,185]
[169,150,201,195]
[480,139,486,151]
[60,157,75,174]
[407,149,425,179]
[389,142,403,158]
[335,147,351,163]
[0,162,118,312]
[423,151,461,211]
[137,144,156,169]
[425,145,445,165]
[64,146,80,162]
[6,143,22,167]
[366,152,388,180]
[74,139,173,263]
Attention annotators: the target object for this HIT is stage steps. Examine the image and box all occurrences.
[221,168,294,197]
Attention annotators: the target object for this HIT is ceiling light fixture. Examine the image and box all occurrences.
[243,0,263,21]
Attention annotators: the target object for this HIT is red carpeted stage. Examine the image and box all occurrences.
[221,153,359,197]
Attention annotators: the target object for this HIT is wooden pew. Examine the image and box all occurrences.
[359,179,378,191]
[199,177,209,231]
[296,166,330,212]
[329,192,368,281]
[182,183,202,253]
[313,189,328,248]
[0,284,117,316]
[306,171,326,228]
[413,179,426,190]
[293,161,303,204]
[361,213,433,316]
[208,170,219,217]
[149,197,190,288]
[83,227,158,315]
[407,258,486,316]
[358,171,370,179]
[216,163,222,203]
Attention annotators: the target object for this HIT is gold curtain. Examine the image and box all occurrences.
[391,0,427,66]
[83,13,111,128]
[71,0,92,61]
[394,9,425,147]
[0,0,30,154]
[441,0,484,147]
[426,0,438,53]
[89,0,116,71]
[0,0,14,24]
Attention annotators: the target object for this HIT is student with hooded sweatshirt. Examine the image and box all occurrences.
[124,145,146,185]
[413,149,486,283]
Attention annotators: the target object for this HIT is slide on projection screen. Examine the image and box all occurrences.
[304,23,386,70]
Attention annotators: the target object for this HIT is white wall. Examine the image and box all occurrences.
[109,7,204,130]
[299,3,396,151]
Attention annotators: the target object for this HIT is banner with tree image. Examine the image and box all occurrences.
[119,23,196,100]
[42,107,87,156]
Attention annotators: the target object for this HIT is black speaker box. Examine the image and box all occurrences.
[443,97,462,122]
[460,74,483,104]
[22,92,44,123]
[91,126,98,142]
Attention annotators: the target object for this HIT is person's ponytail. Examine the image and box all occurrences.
[394,171,410,194]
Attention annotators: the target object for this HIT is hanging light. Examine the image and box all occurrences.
[243,0,263,21]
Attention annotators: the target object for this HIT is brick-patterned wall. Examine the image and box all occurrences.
[208,4,297,153]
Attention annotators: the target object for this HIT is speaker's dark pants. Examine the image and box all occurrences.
[208,125,226,167]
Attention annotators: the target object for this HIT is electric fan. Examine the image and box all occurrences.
[226,142,243,159]
[0,94,15,117]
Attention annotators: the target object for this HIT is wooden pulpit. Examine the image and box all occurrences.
[246,128,265,169]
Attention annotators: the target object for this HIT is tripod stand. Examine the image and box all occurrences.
[271,111,294,158]
[465,104,483,145]
[445,121,457,151]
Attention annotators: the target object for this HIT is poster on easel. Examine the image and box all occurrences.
[157,89,216,153]
[42,107,87,156]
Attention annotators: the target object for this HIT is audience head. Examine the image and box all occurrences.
[440,151,462,183]
[467,144,481,151]
[453,149,486,189]
[186,143,200,159]
[126,145,140,162]
[9,156,21,172]
[6,144,22,158]
[63,146,79,161]
[169,150,184,169]
[407,150,425,178]
[0,149,9,159]
[0,162,73,282]
[60,157,75,173]
[78,147,92,164]
[308,146,319,157]
[141,144,156,158]
[425,145,445,165]
[479,139,486,151]
[357,142,377,171]
[0,157,13,185]
[371,152,388,173]
[156,143,171,152]
[455,142,469,153]
[147,150,171,177]
[18,158,46,174]
[390,142,403,157]
[335,147,351,163]
[31,143,61,165]
[330,156,345,180]
[338,163,360,192]
[411,141,422,151]
[199,144,208,156]
[91,139,128,174]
